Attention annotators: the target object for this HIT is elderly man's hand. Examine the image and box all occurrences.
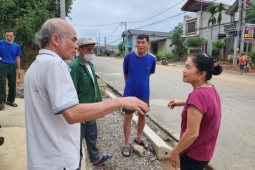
[122,97,149,115]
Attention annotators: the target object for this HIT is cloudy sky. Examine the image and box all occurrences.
[67,0,236,45]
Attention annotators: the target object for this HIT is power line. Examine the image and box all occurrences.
[134,12,185,30]
[70,1,185,27]
[71,22,120,27]
[107,23,121,38]
[108,37,122,45]
[128,0,186,23]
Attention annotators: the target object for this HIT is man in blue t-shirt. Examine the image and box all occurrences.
[122,34,156,157]
[0,30,22,110]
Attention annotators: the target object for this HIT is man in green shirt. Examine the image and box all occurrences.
[69,37,112,168]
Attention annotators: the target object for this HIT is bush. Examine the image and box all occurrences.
[228,57,233,63]
[165,53,176,59]
[155,53,177,61]
[185,37,204,47]
[249,51,255,62]
[229,48,234,53]
[212,40,225,49]
[155,54,164,61]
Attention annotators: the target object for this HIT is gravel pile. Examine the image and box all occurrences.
[91,98,163,170]
[14,75,166,169]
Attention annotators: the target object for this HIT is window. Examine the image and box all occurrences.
[187,21,196,34]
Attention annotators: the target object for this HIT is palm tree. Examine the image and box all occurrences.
[216,2,226,34]
[246,3,255,23]
[207,4,218,39]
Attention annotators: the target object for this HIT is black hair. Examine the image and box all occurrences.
[5,29,15,36]
[190,53,222,80]
[137,34,149,42]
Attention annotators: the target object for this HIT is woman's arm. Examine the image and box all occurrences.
[169,104,203,169]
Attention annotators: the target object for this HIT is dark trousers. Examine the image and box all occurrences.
[0,62,17,103]
[180,153,209,170]
[78,122,100,170]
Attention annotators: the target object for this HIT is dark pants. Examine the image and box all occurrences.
[78,121,100,170]
[180,153,209,170]
[0,62,17,103]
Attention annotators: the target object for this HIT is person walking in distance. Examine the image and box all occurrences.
[168,53,222,170]
[69,37,112,168]
[122,33,156,157]
[0,30,22,110]
[24,18,149,170]
[239,53,246,74]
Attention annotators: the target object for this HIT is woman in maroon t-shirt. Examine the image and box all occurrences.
[168,53,222,170]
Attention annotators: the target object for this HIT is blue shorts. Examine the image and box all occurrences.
[122,99,149,114]
[240,64,244,70]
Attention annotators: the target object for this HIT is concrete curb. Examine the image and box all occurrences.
[105,90,172,160]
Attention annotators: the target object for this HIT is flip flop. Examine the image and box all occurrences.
[93,152,112,165]
[122,145,131,157]
[134,139,149,149]
[0,137,4,146]
[0,103,4,110]
[6,101,18,107]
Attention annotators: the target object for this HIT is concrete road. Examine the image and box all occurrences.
[93,56,255,170]
[0,99,90,170]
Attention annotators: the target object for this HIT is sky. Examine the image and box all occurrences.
[67,0,236,46]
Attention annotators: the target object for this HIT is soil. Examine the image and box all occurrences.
[218,61,255,73]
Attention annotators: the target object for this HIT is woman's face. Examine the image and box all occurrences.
[182,57,201,84]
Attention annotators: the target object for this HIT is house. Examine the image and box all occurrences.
[121,29,173,55]
[181,0,231,56]
[224,0,254,54]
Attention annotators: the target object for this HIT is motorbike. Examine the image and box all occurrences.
[244,60,254,73]
[161,57,168,65]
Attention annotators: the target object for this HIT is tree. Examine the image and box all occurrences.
[185,37,204,47]
[246,4,255,23]
[171,23,187,61]
[118,42,125,55]
[0,0,74,67]
[207,4,218,39]
[212,40,225,60]
[216,2,226,34]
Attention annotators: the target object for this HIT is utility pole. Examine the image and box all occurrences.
[97,33,100,55]
[121,22,128,55]
[104,37,107,55]
[60,0,65,20]
[233,0,243,66]
[240,0,247,54]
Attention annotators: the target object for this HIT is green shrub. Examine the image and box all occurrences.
[165,53,176,59]
[155,53,177,61]
[229,48,234,53]
[155,54,164,61]
[212,40,225,49]
[249,51,255,62]
[228,57,233,63]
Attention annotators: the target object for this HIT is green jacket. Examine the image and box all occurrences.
[69,56,102,124]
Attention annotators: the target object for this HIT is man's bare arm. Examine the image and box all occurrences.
[62,97,149,124]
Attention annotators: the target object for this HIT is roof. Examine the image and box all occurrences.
[121,29,172,38]
[226,0,253,15]
[181,0,214,12]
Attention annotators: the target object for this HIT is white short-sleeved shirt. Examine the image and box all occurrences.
[24,49,80,170]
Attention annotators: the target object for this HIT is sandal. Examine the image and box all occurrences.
[93,152,112,165]
[134,138,149,149]
[0,137,4,146]
[0,103,5,110]
[6,101,18,107]
[122,145,131,157]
